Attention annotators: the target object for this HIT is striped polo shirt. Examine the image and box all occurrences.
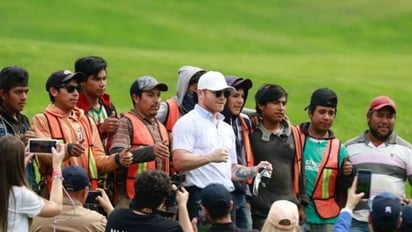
[345,131,412,222]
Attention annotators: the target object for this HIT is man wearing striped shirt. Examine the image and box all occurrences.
[345,96,412,232]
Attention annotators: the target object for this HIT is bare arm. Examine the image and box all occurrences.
[176,187,193,232]
[231,161,272,181]
[173,148,229,172]
[37,144,65,217]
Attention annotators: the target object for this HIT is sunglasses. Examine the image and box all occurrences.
[60,85,82,93]
[210,90,231,98]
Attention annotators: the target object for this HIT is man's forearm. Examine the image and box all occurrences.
[231,164,256,181]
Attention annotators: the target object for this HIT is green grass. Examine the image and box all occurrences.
[1,0,411,138]
[2,0,412,197]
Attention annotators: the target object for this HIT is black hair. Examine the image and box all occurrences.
[189,70,206,86]
[129,171,172,211]
[74,56,107,80]
[207,205,231,221]
[254,84,288,115]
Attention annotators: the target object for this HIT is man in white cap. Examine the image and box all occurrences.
[172,71,272,226]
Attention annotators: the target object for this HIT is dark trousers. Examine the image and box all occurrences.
[185,186,203,220]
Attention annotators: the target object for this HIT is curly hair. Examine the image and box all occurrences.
[129,170,172,211]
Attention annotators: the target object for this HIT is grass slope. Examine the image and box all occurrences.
[0,1,411,141]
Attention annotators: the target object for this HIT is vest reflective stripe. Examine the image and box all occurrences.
[292,126,341,218]
[44,113,99,190]
[312,138,341,219]
[123,112,169,199]
[291,126,305,195]
[165,99,180,132]
[239,117,254,184]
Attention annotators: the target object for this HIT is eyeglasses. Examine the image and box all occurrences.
[60,85,81,93]
[210,90,231,98]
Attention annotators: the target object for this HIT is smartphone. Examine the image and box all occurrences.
[28,139,58,155]
[85,190,102,204]
[356,169,372,199]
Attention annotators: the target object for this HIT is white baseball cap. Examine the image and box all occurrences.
[197,71,235,92]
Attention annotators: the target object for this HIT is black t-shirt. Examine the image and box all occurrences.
[206,223,259,232]
[105,208,183,232]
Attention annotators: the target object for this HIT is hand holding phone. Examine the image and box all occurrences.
[85,190,102,204]
[356,169,372,199]
[28,139,58,155]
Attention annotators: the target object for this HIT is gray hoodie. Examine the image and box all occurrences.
[156,65,204,124]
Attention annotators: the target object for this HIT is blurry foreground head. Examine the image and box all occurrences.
[368,192,401,232]
[261,200,300,232]
[200,183,232,221]
[129,170,172,213]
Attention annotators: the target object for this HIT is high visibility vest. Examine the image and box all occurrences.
[291,126,304,196]
[239,117,254,184]
[292,126,341,219]
[43,113,99,191]
[123,112,169,199]
[165,99,180,133]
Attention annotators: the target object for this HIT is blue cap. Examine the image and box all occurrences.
[401,205,412,231]
[200,183,231,210]
[62,166,90,191]
[368,192,401,231]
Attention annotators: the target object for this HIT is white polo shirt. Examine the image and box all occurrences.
[172,104,237,191]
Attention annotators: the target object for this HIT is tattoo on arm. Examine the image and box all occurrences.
[234,166,256,179]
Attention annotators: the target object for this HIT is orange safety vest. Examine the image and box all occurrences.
[292,126,341,219]
[123,112,169,199]
[291,126,304,196]
[43,113,99,191]
[239,117,254,184]
[165,99,180,132]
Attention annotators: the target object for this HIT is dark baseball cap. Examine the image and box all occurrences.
[368,192,401,231]
[200,183,231,210]
[62,166,90,191]
[304,88,338,110]
[45,70,85,91]
[225,75,253,91]
[130,75,168,95]
[0,66,29,89]
[401,205,412,231]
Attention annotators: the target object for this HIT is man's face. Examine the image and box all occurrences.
[227,88,245,116]
[81,69,106,98]
[197,89,229,114]
[309,105,336,133]
[259,96,287,124]
[52,79,81,112]
[134,88,162,118]
[0,86,29,114]
[367,107,395,140]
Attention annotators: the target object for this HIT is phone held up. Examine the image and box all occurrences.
[84,190,105,215]
[28,139,58,155]
[356,169,372,199]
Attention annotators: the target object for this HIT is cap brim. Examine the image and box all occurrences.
[61,72,85,83]
[372,104,396,112]
[233,79,252,90]
[141,83,168,92]
[208,86,236,92]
